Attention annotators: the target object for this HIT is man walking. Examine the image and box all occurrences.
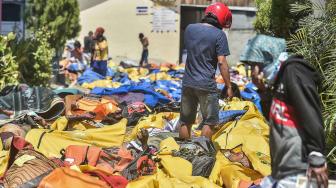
[179,2,233,139]
[139,33,149,67]
[253,55,329,187]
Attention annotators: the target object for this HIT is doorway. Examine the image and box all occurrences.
[179,5,206,62]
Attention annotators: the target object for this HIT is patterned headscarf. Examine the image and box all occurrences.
[240,34,286,67]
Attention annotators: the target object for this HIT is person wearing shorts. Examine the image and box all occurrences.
[179,3,233,139]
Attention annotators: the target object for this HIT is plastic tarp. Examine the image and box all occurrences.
[82,80,122,89]
[78,69,105,85]
[53,88,84,98]
[49,116,98,131]
[152,80,182,101]
[209,100,270,188]
[91,85,171,107]
[240,83,262,113]
[25,119,127,158]
[120,68,149,82]
[126,112,179,141]
[218,110,247,125]
[126,137,220,188]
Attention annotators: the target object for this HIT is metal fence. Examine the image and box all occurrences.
[180,0,255,7]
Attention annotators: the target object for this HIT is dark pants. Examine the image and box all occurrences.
[140,49,148,66]
[91,60,107,76]
[179,86,219,127]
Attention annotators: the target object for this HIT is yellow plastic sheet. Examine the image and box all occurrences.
[50,116,97,131]
[147,72,172,81]
[209,101,271,188]
[108,60,119,68]
[82,80,121,89]
[25,119,127,158]
[127,137,220,188]
[0,150,9,177]
[126,112,179,141]
[233,63,250,77]
[117,68,149,82]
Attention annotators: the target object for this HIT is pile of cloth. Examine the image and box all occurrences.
[0,61,270,188]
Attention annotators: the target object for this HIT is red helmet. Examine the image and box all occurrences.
[205,2,232,29]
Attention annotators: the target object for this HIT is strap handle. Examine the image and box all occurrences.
[80,146,90,165]
[37,130,54,149]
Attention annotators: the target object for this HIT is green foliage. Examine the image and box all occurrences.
[288,0,336,169]
[254,0,310,38]
[11,28,55,86]
[254,0,272,35]
[25,0,81,53]
[0,33,19,89]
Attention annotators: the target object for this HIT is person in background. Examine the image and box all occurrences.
[59,41,75,85]
[59,41,87,87]
[67,41,87,86]
[139,33,149,67]
[253,54,329,188]
[83,31,93,58]
[179,2,233,140]
[91,27,108,76]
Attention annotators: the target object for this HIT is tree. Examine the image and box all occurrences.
[25,0,81,54]
[11,28,55,86]
[0,33,19,89]
[254,0,272,35]
[254,0,310,38]
[288,0,336,172]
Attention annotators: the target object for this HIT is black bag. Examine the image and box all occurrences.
[173,136,216,177]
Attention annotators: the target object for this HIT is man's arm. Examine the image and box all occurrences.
[251,65,272,119]
[218,56,232,92]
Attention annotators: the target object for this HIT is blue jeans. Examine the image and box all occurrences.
[140,49,148,66]
[258,174,305,188]
[91,60,107,76]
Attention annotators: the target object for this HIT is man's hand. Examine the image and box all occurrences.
[226,86,233,100]
[307,164,328,188]
[251,65,266,91]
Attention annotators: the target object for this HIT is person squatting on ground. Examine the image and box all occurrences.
[139,33,149,67]
[179,2,233,140]
[252,54,328,188]
[59,41,87,87]
[91,27,109,76]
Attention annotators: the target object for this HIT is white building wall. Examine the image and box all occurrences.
[78,0,181,64]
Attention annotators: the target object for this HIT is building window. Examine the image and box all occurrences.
[2,3,21,21]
